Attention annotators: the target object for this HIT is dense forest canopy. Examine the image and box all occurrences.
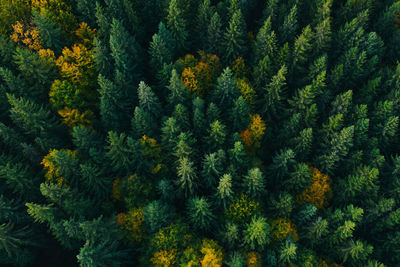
[1,0,400,266]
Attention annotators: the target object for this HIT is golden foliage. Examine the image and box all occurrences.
[152,224,179,251]
[317,259,343,267]
[0,0,31,35]
[240,129,254,148]
[31,0,78,33]
[140,135,162,159]
[41,149,77,184]
[56,43,96,92]
[151,249,177,267]
[180,53,221,97]
[178,54,198,69]
[270,218,299,242]
[240,114,266,151]
[200,239,223,267]
[245,251,262,267]
[117,207,144,243]
[57,107,94,129]
[10,21,43,50]
[180,246,201,266]
[112,178,121,200]
[249,114,266,141]
[38,48,56,62]
[296,166,333,209]
[226,194,261,222]
[182,67,200,95]
[237,79,257,107]
[75,22,96,48]
[231,57,247,79]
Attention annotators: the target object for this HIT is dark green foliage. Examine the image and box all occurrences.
[2,1,400,266]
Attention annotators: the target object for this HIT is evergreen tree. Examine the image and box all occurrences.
[223,9,248,63]
[242,168,265,199]
[216,174,234,209]
[109,18,142,90]
[187,196,215,232]
[167,0,188,51]
[206,11,223,55]
[243,216,271,251]
[176,157,197,197]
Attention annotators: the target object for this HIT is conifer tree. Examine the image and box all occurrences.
[243,216,271,251]
[187,196,215,232]
[167,0,188,51]
[254,17,277,64]
[223,9,248,63]
[242,168,265,199]
[216,174,234,208]
[176,157,197,197]
[109,18,142,89]
[206,11,223,55]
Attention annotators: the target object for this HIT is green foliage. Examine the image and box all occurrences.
[187,197,215,232]
[242,216,271,251]
[2,1,400,266]
[223,9,248,63]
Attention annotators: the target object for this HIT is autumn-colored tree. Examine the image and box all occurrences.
[182,66,201,95]
[240,114,266,151]
[226,194,261,223]
[245,251,262,267]
[57,107,94,129]
[41,149,77,185]
[117,207,144,244]
[181,53,221,97]
[200,239,224,267]
[296,166,333,209]
[151,249,178,267]
[10,21,43,51]
[231,57,247,80]
[270,218,299,242]
[56,43,96,95]
[237,79,257,108]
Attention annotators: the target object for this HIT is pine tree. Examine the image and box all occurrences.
[167,0,188,51]
[193,97,206,138]
[232,96,250,131]
[202,151,224,188]
[254,17,277,64]
[172,104,191,131]
[242,168,265,199]
[279,4,298,44]
[149,33,172,73]
[98,74,126,131]
[196,0,213,50]
[7,94,65,148]
[223,9,248,63]
[138,81,162,119]
[109,18,142,88]
[176,157,197,197]
[243,216,271,251]
[143,200,172,233]
[206,120,227,151]
[211,67,239,112]
[261,65,287,118]
[216,174,234,208]
[187,196,215,232]
[206,11,223,55]
[279,240,297,265]
[317,126,354,174]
